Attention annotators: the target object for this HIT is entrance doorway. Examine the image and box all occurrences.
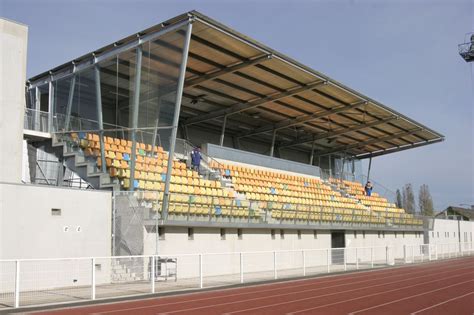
[331,231,345,264]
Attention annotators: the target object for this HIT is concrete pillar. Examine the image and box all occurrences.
[0,19,28,183]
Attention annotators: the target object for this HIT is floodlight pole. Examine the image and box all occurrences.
[64,75,76,131]
[129,45,143,191]
[94,65,107,173]
[162,20,194,219]
[219,115,227,146]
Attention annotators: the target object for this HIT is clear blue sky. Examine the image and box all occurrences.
[2,0,473,210]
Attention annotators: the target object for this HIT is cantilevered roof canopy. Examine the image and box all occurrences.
[28,10,444,159]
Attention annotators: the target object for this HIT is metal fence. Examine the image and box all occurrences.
[1,242,472,310]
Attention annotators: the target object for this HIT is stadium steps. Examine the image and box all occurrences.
[50,134,120,190]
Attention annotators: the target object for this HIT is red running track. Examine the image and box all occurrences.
[31,257,474,315]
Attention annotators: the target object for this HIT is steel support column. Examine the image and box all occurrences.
[34,87,40,131]
[151,99,161,153]
[328,154,332,178]
[129,46,143,191]
[269,129,277,157]
[341,156,345,181]
[162,21,193,219]
[367,156,372,182]
[94,66,107,173]
[48,81,54,133]
[64,75,76,131]
[219,115,227,146]
[309,140,315,165]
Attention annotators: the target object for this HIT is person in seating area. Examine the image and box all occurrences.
[190,146,202,172]
[364,181,373,197]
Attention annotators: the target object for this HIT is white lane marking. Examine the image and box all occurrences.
[229,270,474,315]
[92,259,467,315]
[410,291,474,315]
[158,266,474,314]
[346,281,474,315]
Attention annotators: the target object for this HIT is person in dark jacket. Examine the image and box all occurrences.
[365,181,373,197]
[190,147,202,172]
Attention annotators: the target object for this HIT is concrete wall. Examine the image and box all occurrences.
[205,143,321,177]
[345,230,423,261]
[183,126,313,165]
[426,218,474,246]
[0,19,28,183]
[144,227,331,256]
[142,227,424,278]
[0,182,112,259]
[143,227,331,278]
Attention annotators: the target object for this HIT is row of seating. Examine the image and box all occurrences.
[334,179,406,214]
[211,160,319,181]
[68,133,421,225]
[83,140,170,162]
[215,162,372,210]
[211,162,420,224]
[73,132,164,153]
[231,177,332,193]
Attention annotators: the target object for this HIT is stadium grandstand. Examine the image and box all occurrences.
[0,11,473,312]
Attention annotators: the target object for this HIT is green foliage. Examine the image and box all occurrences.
[419,184,434,216]
[402,183,416,214]
[396,189,403,208]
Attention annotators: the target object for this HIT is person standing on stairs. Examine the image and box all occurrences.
[364,181,373,197]
[191,146,202,173]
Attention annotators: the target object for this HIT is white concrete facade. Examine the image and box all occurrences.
[0,182,112,259]
[141,227,422,278]
[426,218,474,246]
[0,19,28,183]
[144,227,332,256]
[145,227,422,256]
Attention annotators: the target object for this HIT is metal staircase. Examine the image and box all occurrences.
[39,134,120,190]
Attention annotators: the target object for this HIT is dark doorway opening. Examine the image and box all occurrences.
[331,231,345,264]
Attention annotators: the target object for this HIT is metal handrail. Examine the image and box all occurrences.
[125,190,423,228]
[24,108,50,132]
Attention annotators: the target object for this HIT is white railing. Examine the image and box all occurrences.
[24,108,50,133]
[0,242,472,309]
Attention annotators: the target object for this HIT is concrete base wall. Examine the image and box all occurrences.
[141,227,422,278]
[0,182,112,259]
[144,227,331,256]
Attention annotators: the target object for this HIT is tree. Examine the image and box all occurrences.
[418,184,434,216]
[395,189,403,208]
[402,183,416,214]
